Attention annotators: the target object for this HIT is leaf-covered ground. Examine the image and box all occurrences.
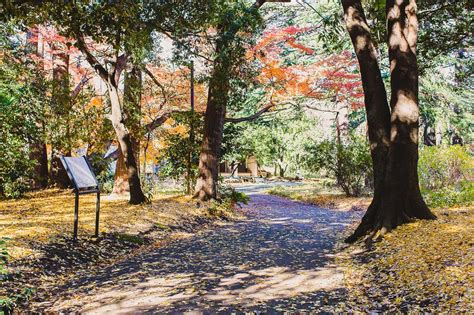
[267,181,371,211]
[268,181,474,312]
[28,190,362,312]
[0,189,234,310]
[340,206,474,312]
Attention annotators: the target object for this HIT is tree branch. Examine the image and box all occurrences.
[70,75,91,99]
[304,104,339,114]
[225,102,275,123]
[144,66,168,105]
[74,33,109,81]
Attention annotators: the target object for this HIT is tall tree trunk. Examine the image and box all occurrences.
[193,73,228,200]
[49,45,71,188]
[108,82,146,204]
[112,66,143,196]
[29,141,49,189]
[379,0,436,230]
[194,28,231,201]
[342,0,435,242]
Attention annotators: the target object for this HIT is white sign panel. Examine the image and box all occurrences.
[62,156,97,189]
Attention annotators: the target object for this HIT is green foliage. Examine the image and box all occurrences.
[208,185,249,218]
[139,176,155,202]
[420,69,473,144]
[219,185,250,205]
[231,111,319,177]
[418,145,473,207]
[156,112,202,187]
[0,238,12,313]
[305,135,373,196]
[0,51,42,198]
[88,153,114,194]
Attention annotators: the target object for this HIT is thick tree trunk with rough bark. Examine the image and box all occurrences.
[193,65,229,200]
[193,0,278,200]
[342,0,436,242]
[194,22,233,201]
[112,66,142,196]
[108,82,146,204]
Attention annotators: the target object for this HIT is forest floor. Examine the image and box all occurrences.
[19,184,363,312]
[1,182,472,312]
[0,189,236,310]
[268,181,474,312]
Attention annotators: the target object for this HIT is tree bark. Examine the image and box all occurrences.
[193,20,233,201]
[112,66,143,196]
[342,0,435,242]
[193,0,279,200]
[193,57,229,200]
[29,141,49,189]
[74,32,146,204]
[108,82,146,204]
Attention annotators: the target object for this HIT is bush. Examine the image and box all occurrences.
[0,238,13,312]
[305,135,373,196]
[219,185,250,206]
[419,145,473,207]
[88,153,115,194]
[0,95,37,199]
[418,145,473,190]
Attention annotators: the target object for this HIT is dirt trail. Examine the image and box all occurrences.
[44,186,361,313]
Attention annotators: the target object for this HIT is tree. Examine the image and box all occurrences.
[341,0,437,242]
[194,0,263,200]
[7,0,211,203]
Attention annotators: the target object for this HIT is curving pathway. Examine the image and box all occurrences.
[47,183,361,313]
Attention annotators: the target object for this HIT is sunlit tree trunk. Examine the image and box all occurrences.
[108,81,146,204]
[49,46,71,188]
[194,26,230,201]
[341,0,435,242]
[112,66,143,197]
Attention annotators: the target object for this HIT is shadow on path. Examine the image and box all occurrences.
[47,191,361,313]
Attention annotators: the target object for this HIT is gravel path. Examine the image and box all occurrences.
[48,186,361,313]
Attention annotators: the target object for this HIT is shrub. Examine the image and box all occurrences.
[219,185,250,206]
[0,238,13,312]
[305,135,373,196]
[419,145,473,207]
[418,145,473,190]
[88,153,114,194]
[0,95,37,199]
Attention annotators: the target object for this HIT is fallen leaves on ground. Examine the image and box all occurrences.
[0,189,236,310]
[267,181,371,211]
[340,206,474,312]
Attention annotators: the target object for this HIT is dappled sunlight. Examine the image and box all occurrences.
[343,207,474,311]
[44,193,361,312]
[267,182,371,211]
[0,189,211,260]
[205,266,343,305]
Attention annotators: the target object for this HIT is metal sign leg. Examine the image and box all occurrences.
[74,192,79,241]
[95,191,100,237]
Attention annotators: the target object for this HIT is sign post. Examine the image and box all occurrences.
[60,156,100,241]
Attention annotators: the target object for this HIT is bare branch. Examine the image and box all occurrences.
[70,75,92,99]
[225,102,276,123]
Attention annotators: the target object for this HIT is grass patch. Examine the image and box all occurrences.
[267,181,371,211]
[113,233,145,245]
